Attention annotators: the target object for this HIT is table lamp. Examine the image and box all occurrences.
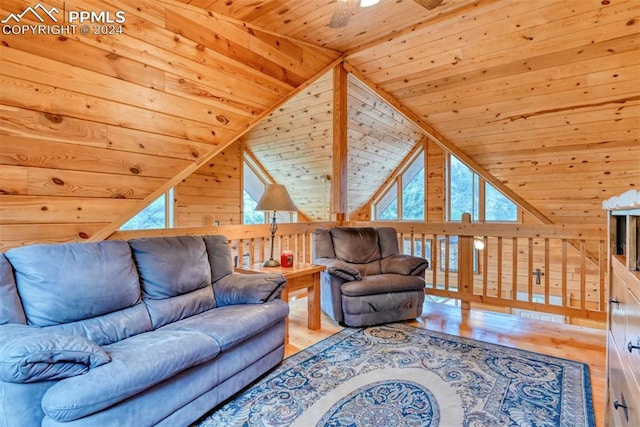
[255,184,297,267]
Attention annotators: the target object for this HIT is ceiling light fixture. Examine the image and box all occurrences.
[360,0,380,7]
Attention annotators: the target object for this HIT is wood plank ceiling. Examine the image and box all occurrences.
[202,0,640,227]
[0,0,339,248]
[243,71,424,220]
[0,0,638,248]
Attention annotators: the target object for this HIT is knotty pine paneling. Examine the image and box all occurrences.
[175,142,242,227]
[2,0,637,249]
[347,75,424,215]
[0,0,338,249]
[244,71,335,221]
[345,0,639,230]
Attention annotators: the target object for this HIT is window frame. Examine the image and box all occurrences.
[242,151,297,225]
[119,188,174,230]
[372,147,426,221]
[446,154,520,223]
[243,155,268,225]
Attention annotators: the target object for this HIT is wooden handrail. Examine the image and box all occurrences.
[109,219,606,324]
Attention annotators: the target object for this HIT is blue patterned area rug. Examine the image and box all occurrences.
[195,323,594,426]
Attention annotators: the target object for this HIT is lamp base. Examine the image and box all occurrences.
[262,259,281,267]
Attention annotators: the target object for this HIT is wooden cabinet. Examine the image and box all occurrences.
[604,190,640,426]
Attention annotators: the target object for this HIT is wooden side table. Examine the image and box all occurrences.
[235,262,325,342]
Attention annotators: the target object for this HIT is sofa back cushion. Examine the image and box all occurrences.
[0,253,26,325]
[330,227,381,264]
[203,235,233,283]
[6,241,141,328]
[129,236,214,328]
[313,228,336,259]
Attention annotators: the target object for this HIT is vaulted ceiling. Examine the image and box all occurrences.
[232,0,639,226]
[0,0,638,248]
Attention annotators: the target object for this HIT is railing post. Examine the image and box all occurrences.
[459,213,473,310]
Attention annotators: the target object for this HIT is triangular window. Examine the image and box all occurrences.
[374,149,425,221]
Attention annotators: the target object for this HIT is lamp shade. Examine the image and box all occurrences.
[255,184,297,212]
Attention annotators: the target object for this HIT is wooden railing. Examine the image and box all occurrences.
[348,218,607,323]
[111,222,331,266]
[111,217,607,324]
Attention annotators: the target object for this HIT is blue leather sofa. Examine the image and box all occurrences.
[0,235,289,426]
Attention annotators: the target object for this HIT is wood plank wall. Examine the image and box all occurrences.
[243,71,334,221]
[347,75,424,215]
[0,0,338,250]
[346,0,640,230]
[175,142,242,227]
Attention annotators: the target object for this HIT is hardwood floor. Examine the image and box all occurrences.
[285,298,607,427]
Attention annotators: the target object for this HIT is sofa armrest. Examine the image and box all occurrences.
[314,258,362,281]
[214,273,286,306]
[381,254,429,276]
[0,324,111,384]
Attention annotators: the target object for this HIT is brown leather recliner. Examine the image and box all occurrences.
[313,227,428,327]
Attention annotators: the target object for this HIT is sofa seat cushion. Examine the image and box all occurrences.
[41,329,221,422]
[340,274,425,297]
[162,300,289,352]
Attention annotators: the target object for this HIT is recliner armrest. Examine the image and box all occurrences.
[314,258,362,281]
[381,254,428,276]
[214,273,286,306]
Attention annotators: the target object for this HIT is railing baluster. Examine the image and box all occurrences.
[528,237,533,303]
[410,229,415,256]
[512,237,518,301]
[482,236,488,298]
[497,237,503,299]
[562,239,567,308]
[444,235,450,291]
[544,238,550,305]
[580,240,586,310]
[431,235,438,290]
[599,239,606,312]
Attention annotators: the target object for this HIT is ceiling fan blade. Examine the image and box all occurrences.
[329,0,359,29]
[414,0,445,10]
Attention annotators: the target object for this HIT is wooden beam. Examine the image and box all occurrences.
[91,56,344,242]
[342,62,554,225]
[332,63,349,222]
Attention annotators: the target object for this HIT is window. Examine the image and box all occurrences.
[447,155,517,222]
[402,154,425,221]
[120,189,174,230]
[485,182,518,221]
[243,157,296,224]
[243,161,266,225]
[448,156,479,221]
[374,150,425,221]
[375,182,398,220]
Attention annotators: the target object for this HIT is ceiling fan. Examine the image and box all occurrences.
[329,0,445,29]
